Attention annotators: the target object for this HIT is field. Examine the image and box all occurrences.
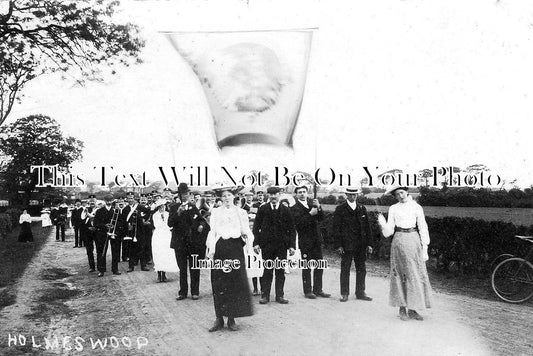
[322,204,533,226]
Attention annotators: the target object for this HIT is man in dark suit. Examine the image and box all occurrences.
[81,196,97,272]
[121,193,134,262]
[126,194,151,272]
[168,186,208,300]
[93,196,119,277]
[253,186,296,304]
[333,187,374,302]
[52,201,68,241]
[291,185,331,299]
[168,190,204,300]
[71,199,83,248]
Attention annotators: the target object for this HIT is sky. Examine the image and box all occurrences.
[6,0,533,188]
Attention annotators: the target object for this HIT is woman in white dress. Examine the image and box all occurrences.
[151,198,179,282]
[205,186,254,332]
[378,186,432,321]
[41,208,52,227]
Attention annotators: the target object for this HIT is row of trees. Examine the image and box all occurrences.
[0,1,145,204]
[417,186,533,208]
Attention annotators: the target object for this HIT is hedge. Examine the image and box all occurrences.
[0,213,13,239]
[318,211,533,275]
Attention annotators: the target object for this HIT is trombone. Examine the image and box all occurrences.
[101,207,120,258]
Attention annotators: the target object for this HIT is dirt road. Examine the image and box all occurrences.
[1,229,531,355]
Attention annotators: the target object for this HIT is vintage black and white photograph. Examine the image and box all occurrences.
[0,0,532,355]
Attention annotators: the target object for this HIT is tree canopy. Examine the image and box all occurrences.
[0,0,144,125]
[0,114,84,201]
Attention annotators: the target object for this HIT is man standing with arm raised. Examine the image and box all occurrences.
[333,187,373,302]
[291,185,331,299]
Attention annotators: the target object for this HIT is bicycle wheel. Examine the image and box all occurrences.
[491,258,533,303]
[490,254,514,271]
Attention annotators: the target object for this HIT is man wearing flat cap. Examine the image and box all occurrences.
[291,185,331,299]
[333,187,374,302]
[253,186,296,304]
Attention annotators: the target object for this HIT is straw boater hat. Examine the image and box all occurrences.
[213,185,244,197]
[153,198,168,209]
[385,186,409,196]
[344,187,361,195]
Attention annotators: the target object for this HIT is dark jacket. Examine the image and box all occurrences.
[93,205,115,232]
[167,202,196,249]
[332,202,373,250]
[71,207,83,228]
[291,199,324,251]
[189,203,210,253]
[252,203,296,251]
[126,204,151,239]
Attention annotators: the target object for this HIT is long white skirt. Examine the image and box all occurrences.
[152,227,179,273]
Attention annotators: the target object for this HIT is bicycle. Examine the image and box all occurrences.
[491,235,533,303]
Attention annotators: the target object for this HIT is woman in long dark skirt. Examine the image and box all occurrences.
[18,209,34,242]
[206,186,254,332]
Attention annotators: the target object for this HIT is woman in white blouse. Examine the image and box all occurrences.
[378,186,432,321]
[205,186,254,332]
[18,209,34,242]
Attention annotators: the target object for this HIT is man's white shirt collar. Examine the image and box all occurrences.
[347,200,357,210]
[299,199,309,209]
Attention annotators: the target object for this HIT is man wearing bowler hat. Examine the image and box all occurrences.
[253,186,296,304]
[333,187,374,302]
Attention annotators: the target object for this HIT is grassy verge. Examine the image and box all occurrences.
[0,223,52,310]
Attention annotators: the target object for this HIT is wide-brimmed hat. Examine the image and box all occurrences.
[343,187,361,195]
[385,186,409,196]
[153,198,168,209]
[213,185,244,197]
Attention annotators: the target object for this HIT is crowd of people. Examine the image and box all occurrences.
[46,184,432,331]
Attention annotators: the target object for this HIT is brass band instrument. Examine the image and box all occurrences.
[85,207,97,231]
[124,209,138,243]
[106,208,120,239]
[101,207,119,259]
